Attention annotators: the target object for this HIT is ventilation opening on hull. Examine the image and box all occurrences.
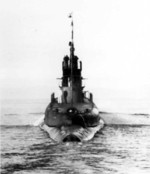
[63,134,81,142]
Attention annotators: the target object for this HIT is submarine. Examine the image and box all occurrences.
[40,15,104,142]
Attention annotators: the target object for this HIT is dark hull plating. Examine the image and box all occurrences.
[42,101,104,142]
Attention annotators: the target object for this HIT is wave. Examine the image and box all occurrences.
[99,112,150,125]
[132,113,150,116]
[4,113,44,116]
[4,114,19,116]
[99,111,150,116]
[1,113,44,126]
[28,112,44,115]
[0,125,34,129]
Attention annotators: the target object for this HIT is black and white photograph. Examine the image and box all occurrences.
[1,0,150,173]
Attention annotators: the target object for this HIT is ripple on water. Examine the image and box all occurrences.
[1,125,150,174]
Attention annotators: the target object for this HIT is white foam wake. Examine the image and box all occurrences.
[33,115,45,126]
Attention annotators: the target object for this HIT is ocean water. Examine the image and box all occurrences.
[1,99,150,174]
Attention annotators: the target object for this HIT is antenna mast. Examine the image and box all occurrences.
[69,13,74,106]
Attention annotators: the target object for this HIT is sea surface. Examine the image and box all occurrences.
[1,99,150,174]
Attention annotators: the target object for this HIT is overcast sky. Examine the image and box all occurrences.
[1,0,150,113]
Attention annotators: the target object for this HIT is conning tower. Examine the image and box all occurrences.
[61,14,83,104]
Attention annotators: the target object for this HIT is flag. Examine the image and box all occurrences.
[68,13,72,18]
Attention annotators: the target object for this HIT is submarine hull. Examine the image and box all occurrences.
[41,102,104,142]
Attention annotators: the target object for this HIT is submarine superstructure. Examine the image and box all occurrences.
[40,15,104,142]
